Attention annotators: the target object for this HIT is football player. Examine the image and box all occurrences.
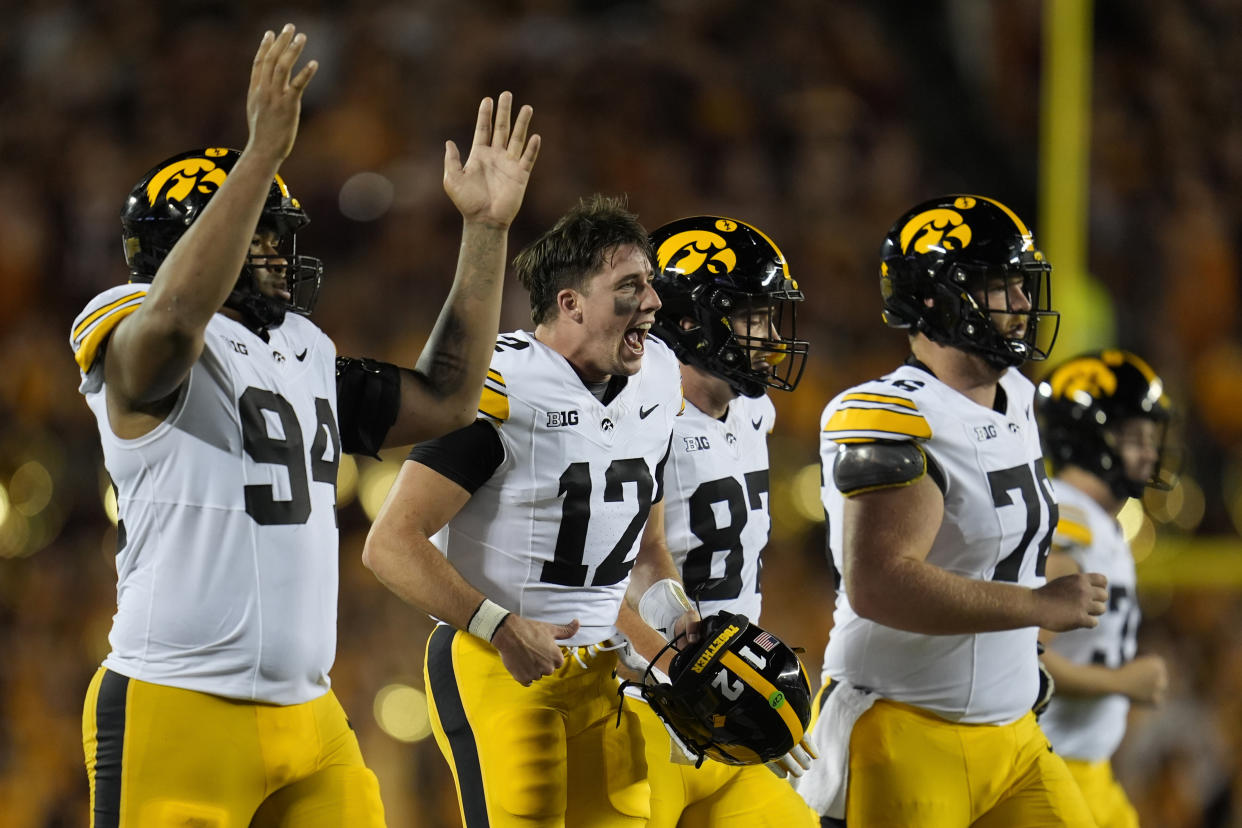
[800,195,1104,826]
[1035,350,1172,828]
[614,215,819,827]
[362,195,700,827]
[72,26,540,827]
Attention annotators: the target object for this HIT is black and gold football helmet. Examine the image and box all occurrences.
[121,147,323,332]
[650,216,808,398]
[634,612,813,767]
[1036,349,1174,499]
[879,194,1058,369]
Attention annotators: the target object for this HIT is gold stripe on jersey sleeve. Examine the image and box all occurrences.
[74,302,145,372]
[823,407,932,440]
[719,650,805,747]
[478,374,509,423]
[1055,518,1092,548]
[839,392,917,410]
[72,289,147,341]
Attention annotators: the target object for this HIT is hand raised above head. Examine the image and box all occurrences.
[444,91,541,229]
[246,24,319,164]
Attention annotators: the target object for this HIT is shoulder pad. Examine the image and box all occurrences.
[833,440,942,497]
[822,388,931,444]
[71,286,149,373]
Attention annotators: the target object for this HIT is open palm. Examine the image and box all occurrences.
[444,91,541,228]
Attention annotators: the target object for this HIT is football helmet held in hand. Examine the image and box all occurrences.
[634,612,813,767]
[121,147,323,332]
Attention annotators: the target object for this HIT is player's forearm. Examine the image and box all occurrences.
[385,222,508,445]
[362,527,485,631]
[1039,648,1123,697]
[847,554,1044,635]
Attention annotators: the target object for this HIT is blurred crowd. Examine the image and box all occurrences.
[1,0,1239,825]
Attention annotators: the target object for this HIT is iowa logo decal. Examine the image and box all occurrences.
[657,219,741,278]
[899,196,980,256]
[145,147,231,206]
[1049,351,1124,402]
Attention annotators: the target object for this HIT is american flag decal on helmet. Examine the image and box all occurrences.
[753,630,778,652]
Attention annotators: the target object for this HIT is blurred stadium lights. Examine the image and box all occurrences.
[357,457,403,521]
[372,682,433,743]
[789,462,825,525]
[1117,498,1157,562]
[337,452,359,508]
[339,172,395,222]
[10,460,53,517]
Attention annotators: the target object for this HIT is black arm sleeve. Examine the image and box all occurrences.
[406,420,505,494]
[336,356,402,458]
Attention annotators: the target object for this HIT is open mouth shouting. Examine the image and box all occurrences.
[623,321,652,357]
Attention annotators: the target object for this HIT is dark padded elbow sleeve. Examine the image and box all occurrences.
[833,440,941,497]
[336,356,401,458]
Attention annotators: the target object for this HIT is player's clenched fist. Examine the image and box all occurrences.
[1035,571,1109,632]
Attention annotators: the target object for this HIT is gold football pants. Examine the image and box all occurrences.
[424,624,649,827]
[632,694,818,827]
[845,699,1097,827]
[82,667,385,827]
[1063,758,1139,828]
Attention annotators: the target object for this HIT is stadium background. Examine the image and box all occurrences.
[1,0,1239,824]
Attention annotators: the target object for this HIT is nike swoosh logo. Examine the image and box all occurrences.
[639,404,659,419]
[752,418,764,430]
[295,349,308,362]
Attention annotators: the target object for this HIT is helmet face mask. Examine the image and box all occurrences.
[1036,350,1175,500]
[632,612,812,767]
[880,195,1059,369]
[651,217,809,397]
[121,147,323,332]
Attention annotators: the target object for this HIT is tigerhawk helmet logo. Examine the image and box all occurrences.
[656,219,745,278]
[145,147,231,206]
[1049,352,1122,404]
[899,199,976,255]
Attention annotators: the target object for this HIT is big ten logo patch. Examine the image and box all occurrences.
[683,436,711,452]
[546,410,579,428]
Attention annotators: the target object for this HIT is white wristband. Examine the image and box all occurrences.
[638,579,693,641]
[467,598,511,642]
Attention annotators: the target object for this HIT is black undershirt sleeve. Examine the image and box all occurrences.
[406,420,505,494]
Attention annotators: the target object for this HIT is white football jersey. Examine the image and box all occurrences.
[1039,479,1138,761]
[72,285,341,705]
[662,393,774,622]
[433,331,684,645]
[820,363,1057,724]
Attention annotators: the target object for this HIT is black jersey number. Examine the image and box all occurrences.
[1091,586,1138,667]
[988,461,1057,582]
[540,458,654,587]
[683,471,770,601]
[239,387,341,526]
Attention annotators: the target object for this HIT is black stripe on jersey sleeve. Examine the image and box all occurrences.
[93,670,129,828]
[407,420,504,493]
[652,433,673,504]
[426,625,490,827]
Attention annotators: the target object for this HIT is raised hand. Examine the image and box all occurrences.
[444,91,541,229]
[491,614,579,686]
[246,24,319,163]
[1034,572,1109,632]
